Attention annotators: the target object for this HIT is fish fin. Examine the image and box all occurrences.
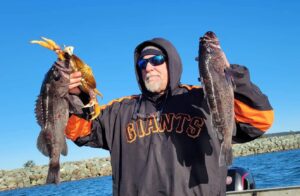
[224,68,236,90]
[61,139,68,156]
[37,131,50,157]
[35,96,44,127]
[219,141,233,167]
[232,123,237,137]
[46,162,60,184]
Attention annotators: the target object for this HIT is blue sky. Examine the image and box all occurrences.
[0,0,299,170]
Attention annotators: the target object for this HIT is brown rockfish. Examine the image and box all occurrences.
[35,54,71,184]
[198,31,235,166]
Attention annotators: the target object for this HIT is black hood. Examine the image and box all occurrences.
[134,38,183,97]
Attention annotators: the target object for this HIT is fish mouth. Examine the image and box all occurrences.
[200,31,219,43]
[200,31,221,50]
[204,31,217,39]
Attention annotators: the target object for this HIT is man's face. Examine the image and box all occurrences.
[141,55,168,94]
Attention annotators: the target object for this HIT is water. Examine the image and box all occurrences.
[232,148,300,188]
[1,149,300,196]
[0,176,112,196]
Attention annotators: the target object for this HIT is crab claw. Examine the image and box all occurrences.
[83,99,96,108]
[82,98,101,120]
[30,40,55,50]
[82,99,101,120]
[31,37,60,51]
[30,37,65,60]
[90,103,101,121]
[41,37,59,49]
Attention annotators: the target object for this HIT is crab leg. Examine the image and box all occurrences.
[90,103,101,120]
[82,89,101,120]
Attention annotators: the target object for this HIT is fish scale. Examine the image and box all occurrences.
[198,31,235,167]
[35,58,70,184]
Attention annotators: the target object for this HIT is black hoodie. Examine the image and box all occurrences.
[73,38,274,196]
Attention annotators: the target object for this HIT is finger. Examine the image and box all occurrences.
[69,87,81,95]
[70,77,82,84]
[70,71,82,79]
[69,81,82,90]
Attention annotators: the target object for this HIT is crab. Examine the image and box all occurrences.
[31,37,103,120]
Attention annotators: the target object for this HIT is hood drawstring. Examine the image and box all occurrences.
[131,91,169,122]
[132,95,142,120]
[156,90,168,122]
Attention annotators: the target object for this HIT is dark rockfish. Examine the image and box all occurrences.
[35,55,71,184]
[198,31,235,166]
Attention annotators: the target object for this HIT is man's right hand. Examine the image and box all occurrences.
[69,71,82,95]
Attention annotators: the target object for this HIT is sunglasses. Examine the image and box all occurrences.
[137,55,166,69]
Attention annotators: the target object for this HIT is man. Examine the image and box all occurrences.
[65,37,274,196]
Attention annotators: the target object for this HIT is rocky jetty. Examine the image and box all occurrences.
[232,132,300,157]
[1,132,299,191]
[0,157,112,191]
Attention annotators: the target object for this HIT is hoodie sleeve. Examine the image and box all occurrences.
[65,94,122,151]
[230,64,274,143]
[64,106,111,150]
[65,96,134,151]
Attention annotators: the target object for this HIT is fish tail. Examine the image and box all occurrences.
[37,131,50,157]
[219,141,233,167]
[61,139,68,156]
[46,161,60,184]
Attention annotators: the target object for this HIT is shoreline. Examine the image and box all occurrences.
[1,132,299,191]
[232,132,300,157]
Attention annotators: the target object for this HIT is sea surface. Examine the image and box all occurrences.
[1,149,300,196]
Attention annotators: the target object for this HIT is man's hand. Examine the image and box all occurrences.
[69,71,82,95]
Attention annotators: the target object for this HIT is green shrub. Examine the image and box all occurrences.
[24,160,36,168]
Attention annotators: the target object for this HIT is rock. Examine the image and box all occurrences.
[1,133,300,191]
